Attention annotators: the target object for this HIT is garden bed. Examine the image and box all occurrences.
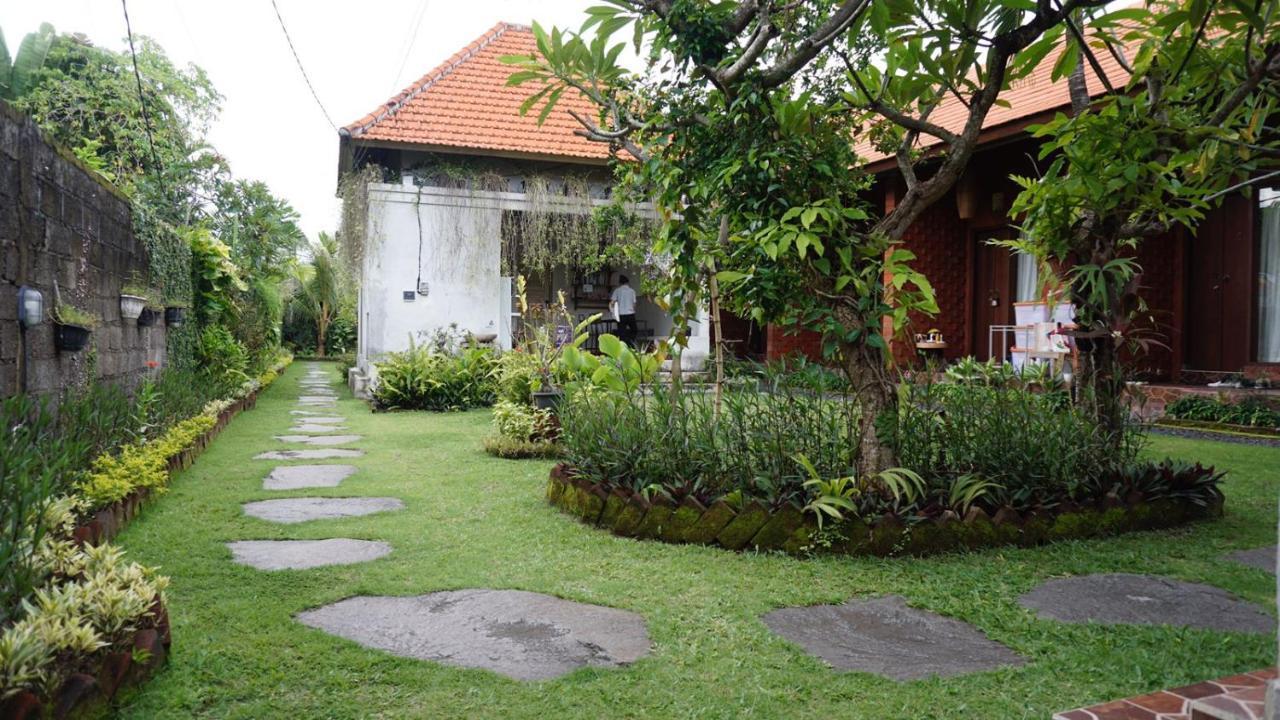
[1156,418,1280,439]
[71,393,261,546]
[0,598,171,720]
[545,464,1224,557]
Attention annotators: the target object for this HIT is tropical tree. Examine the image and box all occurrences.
[1008,3,1280,443]
[294,232,346,357]
[0,23,54,101]
[506,0,1122,475]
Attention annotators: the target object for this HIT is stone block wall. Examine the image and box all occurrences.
[0,102,165,398]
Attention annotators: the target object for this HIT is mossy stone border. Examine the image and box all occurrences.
[545,464,1224,557]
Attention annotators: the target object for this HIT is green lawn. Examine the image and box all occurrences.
[113,362,1279,719]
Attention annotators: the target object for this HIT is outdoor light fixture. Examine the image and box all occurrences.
[17,286,44,328]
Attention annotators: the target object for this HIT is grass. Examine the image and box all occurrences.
[112,362,1278,719]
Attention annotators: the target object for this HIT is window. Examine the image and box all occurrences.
[1014,251,1039,302]
[1259,188,1280,362]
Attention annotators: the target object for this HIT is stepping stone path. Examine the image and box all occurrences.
[1227,546,1276,573]
[263,465,357,490]
[242,497,404,524]
[256,448,364,460]
[299,396,337,404]
[274,434,363,445]
[296,589,651,681]
[228,539,391,570]
[290,411,344,420]
[291,423,350,433]
[761,595,1023,680]
[1018,573,1275,634]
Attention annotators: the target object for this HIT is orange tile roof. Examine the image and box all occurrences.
[344,22,612,162]
[858,36,1132,166]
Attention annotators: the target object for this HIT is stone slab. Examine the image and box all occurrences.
[242,497,403,524]
[296,589,651,681]
[290,424,351,434]
[255,449,365,460]
[263,465,357,490]
[227,539,391,570]
[1019,573,1275,634]
[289,413,345,422]
[1227,546,1277,574]
[275,434,362,445]
[761,595,1024,680]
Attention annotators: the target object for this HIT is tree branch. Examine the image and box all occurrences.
[842,52,960,145]
[758,0,874,88]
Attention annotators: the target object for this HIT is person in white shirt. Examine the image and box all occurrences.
[609,275,638,347]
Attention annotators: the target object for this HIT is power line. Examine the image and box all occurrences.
[120,0,168,199]
[269,0,338,132]
[388,0,430,95]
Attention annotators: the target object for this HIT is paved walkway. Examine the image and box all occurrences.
[227,362,653,680]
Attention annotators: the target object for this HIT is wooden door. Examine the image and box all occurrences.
[970,230,1015,361]
[1185,194,1255,371]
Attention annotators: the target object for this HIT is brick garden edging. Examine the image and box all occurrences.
[546,464,1224,557]
[71,392,262,546]
[0,598,172,720]
[5,371,284,719]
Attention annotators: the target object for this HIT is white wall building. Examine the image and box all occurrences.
[336,23,709,392]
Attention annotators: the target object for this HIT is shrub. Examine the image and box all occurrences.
[896,377,1141,511]
[0,397,87,625]
[373,340,499,411]
[560,381,860,508]
[481,435,561,459]
[0,501,168,702]
[197,325,250,396]
[494,350,542,405]
[491,400,558,443]
[77,414,216,510]
[1165,395,1280,428]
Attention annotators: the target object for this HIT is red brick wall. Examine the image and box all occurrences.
[898,194,969,362]
[1131,233,1181,379]
[765,324,823,361]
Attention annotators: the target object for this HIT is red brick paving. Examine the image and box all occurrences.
[1053,669,1275,720]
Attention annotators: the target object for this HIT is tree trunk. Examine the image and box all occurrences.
[316,303,329,358]
[841,341,897,477]
[708,264,725,419]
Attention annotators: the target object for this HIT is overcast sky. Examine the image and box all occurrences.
[0,0,597,240]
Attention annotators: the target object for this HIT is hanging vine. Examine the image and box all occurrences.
[336,164,384,271]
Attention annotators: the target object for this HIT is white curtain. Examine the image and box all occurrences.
[1015,251,1039,302]
[1259,190,1280,362]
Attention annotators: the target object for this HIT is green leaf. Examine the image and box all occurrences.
[10,23,53,100]
[1050,41,1080,83]
[536,86,566,126]
[598,333,623,359]
[715,270,748,284]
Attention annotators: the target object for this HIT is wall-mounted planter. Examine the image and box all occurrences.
[54,323,93,352]
[546,464,1224,558]
[137,308,159,327]
[119,294,147,320]
[164,306,186,327]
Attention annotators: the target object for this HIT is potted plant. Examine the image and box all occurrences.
[137,299,162,327]
[119,281,149,321]
[515,277,597,411]
[164,300,188,328]
[53,304,97,352]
